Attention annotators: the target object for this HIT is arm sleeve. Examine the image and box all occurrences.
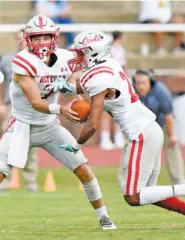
[158,83,173,114]
[84,73,115,97]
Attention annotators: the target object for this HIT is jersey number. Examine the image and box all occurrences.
[41,85,54,99]
[119,71,138,103]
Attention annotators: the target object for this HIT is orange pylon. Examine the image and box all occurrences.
[44,171,56,192]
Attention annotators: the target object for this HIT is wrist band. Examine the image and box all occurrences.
[49,104,60,114]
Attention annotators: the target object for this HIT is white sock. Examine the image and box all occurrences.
[100,131,111,143]
[95,206,109,220]
[139,184,185,205]
[174,184,185,195]
[114,131,125,147]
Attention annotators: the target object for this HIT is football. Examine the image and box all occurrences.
[71,99,91,123]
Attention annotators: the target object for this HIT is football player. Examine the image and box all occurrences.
[0,16,116,230]
[55,30,185,217]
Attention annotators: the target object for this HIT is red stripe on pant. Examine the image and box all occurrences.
[5,117,16,132]
[125,141,136,195]
[133,134,144,194]
[125,133,144,195]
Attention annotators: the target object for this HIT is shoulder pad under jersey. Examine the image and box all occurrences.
[12,49,38,77]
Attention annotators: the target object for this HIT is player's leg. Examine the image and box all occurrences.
[121,129,157,205]
[146,143,185,215]
[122,122,185,215]
[0,131,12,182]
[22,148,38,191]
[122,121,165,205]
[139,141,185,214]
[0,106,12,184]
[118,139,129,189]
[73,163,116,229]
[0,119,38,186]
[123,122,172,205]
[40,121,116,229]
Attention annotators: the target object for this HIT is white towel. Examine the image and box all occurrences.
[7,120,30,168]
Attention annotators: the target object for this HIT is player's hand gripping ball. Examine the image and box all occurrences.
[71,99,91,123]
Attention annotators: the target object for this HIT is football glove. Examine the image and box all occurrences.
[46,77,73,93]
[57,143,80,153]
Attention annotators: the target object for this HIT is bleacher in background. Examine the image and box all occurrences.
[0,0,185,92]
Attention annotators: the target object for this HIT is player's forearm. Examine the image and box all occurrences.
[31,99,61,115]
[165,114,175,138]
[77,92,105,145]
[77,123,97,144]
[31,99,50,113]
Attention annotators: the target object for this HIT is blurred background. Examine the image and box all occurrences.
[0,0,185,191]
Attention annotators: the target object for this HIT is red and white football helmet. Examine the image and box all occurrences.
[68,30,112,72]
[23,15,59,59]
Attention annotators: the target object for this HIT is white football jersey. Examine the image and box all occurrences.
[10,48,73,125]
[80,58,156,140]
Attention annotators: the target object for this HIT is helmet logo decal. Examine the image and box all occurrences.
[80,35,102,46]
[38,16,43,29]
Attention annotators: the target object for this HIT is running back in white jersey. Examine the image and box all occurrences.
[80,58,156,140]
[11,48,73,125]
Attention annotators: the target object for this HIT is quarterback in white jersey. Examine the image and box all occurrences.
[56,30,185,218]
[11,47,73,125]
[0,16,116,230]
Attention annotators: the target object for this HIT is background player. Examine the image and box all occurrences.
[55,30,185,217]
[0,16,116,230]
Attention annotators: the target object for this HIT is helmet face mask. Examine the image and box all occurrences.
[25,33,58,58]
[23,15,59,59]
[68,47,89,72]
[67,30,112,73]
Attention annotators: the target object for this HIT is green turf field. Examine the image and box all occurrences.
[0,166,184,240]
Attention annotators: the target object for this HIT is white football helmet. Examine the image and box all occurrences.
[23,15,59,59]
[68,30,112,72]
